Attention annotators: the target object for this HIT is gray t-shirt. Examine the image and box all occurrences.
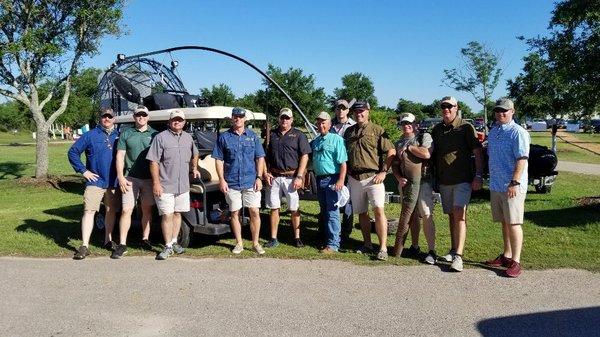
[146,129,199,195]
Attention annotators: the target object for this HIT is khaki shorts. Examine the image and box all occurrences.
[417,181,436,217]
[439,183,472,214]
[83,186,121,212]
[225,188,261,212]
[265,176,300,211]
[491,190,526,224]
[348,175,386,214]
[155,192,190,215]
[121,177,155,209]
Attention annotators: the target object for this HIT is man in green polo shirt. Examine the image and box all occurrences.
[431,96,483,272]
[112,105,158,259]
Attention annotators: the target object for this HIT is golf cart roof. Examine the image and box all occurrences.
[114,106,266,124]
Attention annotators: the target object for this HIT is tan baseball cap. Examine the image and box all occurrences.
[279,108,293,118]
[169,109,185,120]
[399,113,416,123]
[494,98,514,110]
[316,111,331,121]
[440,96,458,107]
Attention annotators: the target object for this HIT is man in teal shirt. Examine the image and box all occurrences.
[113,105,158,259]
[311,111,347,253]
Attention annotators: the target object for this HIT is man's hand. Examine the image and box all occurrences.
[507,185,518,198]
[152,183,163,197]
[372,172,387,184]
[82,170,99,182]
[263,172,274,186]
[471,177,483,191]
[292,176,303,190]
[192,168,201,179]
[118,177,132,194]
[219,180,229,194]
[254,178,263,192]
[334,179,344,191]
[397,177,408,188]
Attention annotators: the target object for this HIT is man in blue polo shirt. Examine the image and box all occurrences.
[213,107,266,255]
[68,108,120,260]
[485,98,530,278]
[311,111,347,253]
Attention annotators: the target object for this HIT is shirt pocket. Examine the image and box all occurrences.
[360,134,378,150]
[162,145,179,164]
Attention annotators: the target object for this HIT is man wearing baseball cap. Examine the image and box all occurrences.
[485,98,530,277]
[330,99,356,243]
[68,107,121,259]
[213,107,266,255]
[431,96,483,271]
[344,100,396,261]
[112,105,158,259]
[263,107,311,249]
[146,109,200,260]
[310,111,347,253]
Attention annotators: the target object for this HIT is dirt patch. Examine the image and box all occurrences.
[577,196,600,207]
[558,131,600,155]
[17,175,83,189]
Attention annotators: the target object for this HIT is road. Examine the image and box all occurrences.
[1,257,599,337]
[557,161,600,175]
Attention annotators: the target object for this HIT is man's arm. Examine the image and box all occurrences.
[407,144,431,159]
[190,153,200,179]
[115,149,131,193]
[373,148,397,184]
[253,157,264,191]
[67,134,99,182]
[335,162,347,191]
[149,161,162,197]
[215,159,229,193]
[507,158,527,198]
[292,153,309,190]
[471,147,484,190]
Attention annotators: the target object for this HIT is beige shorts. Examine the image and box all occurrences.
[121,177,155,209]
[83,186,121,212]
[348,175,386,214]
[225,188,261,212]
[155,192,190,215]
[491,190,526,224]
[417,181,436,217]
[265,176,300,211]
[439,183,472,214]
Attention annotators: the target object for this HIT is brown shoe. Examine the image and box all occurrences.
[320,247,337,254]
[505,260,522,278]
[485,254,512,267]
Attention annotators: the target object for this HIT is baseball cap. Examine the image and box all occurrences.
[440,96,458,107]
[494,98,514,110]
[134,105,149,115]
[334,99,349,109]
[279,108,293,118]
[350,100,370,111]
[169,109,185,120]
[231,107,246,117]
[99,108,115,117]
[399,113,416,123]
[316,111,331,121]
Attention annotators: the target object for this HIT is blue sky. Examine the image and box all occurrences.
[85,0,557,112]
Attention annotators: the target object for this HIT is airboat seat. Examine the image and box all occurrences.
[190,154,220,194]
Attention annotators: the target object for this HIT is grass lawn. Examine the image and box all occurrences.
[1,132,599,271]
[529,132,600,164]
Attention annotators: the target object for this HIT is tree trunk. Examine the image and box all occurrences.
[35,124,50,179]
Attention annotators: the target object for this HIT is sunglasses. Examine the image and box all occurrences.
[134,113,148,117]
[280,115,291,120]
[101,114,114,119]
[400,121,413,126]
[493,108,509,113]
[440,104,455,110]
[336,105,348,110]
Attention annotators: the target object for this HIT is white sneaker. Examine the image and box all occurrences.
[253,244,265,255]
[232,243,244,254]
[440,249,456,262]
[424,250,437,265]
[450,255,464,272]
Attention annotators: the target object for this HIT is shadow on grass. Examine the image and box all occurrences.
[477,306,600,337]
[0,161,29,179]
[16,218,79,252]
[525,204,600,228]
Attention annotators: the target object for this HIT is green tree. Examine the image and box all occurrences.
[254,64,327,126]
[200,83,236,106]
[395,98,426,120]
[333,72,378,108]
[370,109,401,143]
[0,0,125,178]
[443,41,503,126]
[0,100,31,131]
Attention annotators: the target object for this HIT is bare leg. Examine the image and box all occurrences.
[248,207,261,246]
[501,221,512,259]
[269,209,279,239]
[373,207,388,252]
[290,210,301,239]
[140,203,153,240]
[359,212,372,247]
[448,214,456,251]
[104,206,117,244]
[161,213,173,245]
[81,210,96,246]
[230,210,242,245]
[453,206,467,255]
[118,208,134,245]
[172,212,182,243]
[509,224,523,263]
[421,214,436,252]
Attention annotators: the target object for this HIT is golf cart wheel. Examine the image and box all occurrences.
[535,185,551,193]
[178,218,192,248]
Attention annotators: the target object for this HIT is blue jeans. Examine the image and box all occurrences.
[316,174,341,251]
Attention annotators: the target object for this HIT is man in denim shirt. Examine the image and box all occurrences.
[485,98,530,278]
[68,108,120,259]
[213,107,266,255]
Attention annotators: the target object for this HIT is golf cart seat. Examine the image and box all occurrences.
[190,155,220,194]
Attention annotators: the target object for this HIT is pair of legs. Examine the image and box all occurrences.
[155,191,190,247]
[440,183,472,256]
[80,186,121,247]
[491,190,525,263]
[266,176,301,241]
[226,188,262,247]
[499,221,523,263]
[160,212,182,246]
[358,208,387,251]
[349,176,387,252]
[119,177,154,245]
[269,209,300,240]
[392,179,419,256]
[316,174,341,251]
[231,207,261,247]
[409,211,436,252]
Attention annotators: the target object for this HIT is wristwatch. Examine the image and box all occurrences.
[256,176,263,181]
[509,180,520,186]
[295,175,303,180]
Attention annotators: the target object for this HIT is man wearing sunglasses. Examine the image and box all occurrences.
[263,108,311,249]
[112,105,158,259]
[431,96,483,272]
[330,99,356,244]
[68,108,121,260]
[147,109,200,260]
[485,98,529,278]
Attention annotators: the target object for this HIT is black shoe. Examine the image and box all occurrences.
[295,238,304,248]
[73,245,89,260]
[110,244,127,259]
[103,240,116,251]
[401,245,421,258]
[141,239,153,250]
[264,239,279,248]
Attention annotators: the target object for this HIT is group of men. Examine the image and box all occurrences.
[68,95,530,277]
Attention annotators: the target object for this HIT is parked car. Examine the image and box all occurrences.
[583,119,600,133]
[418,117,442,132]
